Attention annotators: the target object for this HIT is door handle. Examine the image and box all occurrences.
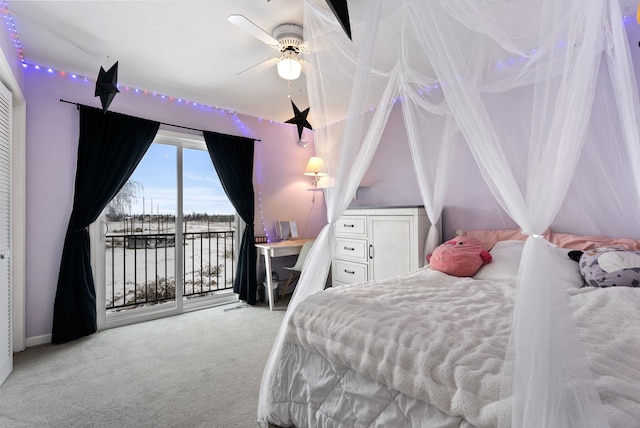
[368,244,373,259]
[102,220,109,241]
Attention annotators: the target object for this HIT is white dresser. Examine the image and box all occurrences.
[332,206,431,287]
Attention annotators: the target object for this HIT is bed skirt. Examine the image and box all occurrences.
[261,340,474,428]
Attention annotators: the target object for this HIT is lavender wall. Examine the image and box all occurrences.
[350,20,640,241]
[23,69,326,339]
[18,18,640,341]
[19,66,512,340]
[350,105,513,240]
[351,106,422,207]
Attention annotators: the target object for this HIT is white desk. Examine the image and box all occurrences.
[256,239,312,311]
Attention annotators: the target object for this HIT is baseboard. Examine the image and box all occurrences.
[22,293,238,350]
[25,334,51,348]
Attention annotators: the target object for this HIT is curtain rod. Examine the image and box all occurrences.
[59,99,261,142]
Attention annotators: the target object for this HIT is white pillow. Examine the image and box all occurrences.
[597,251,640,273]
[473,240,585,289]
[474,240,523,281]
[552,246,587,289]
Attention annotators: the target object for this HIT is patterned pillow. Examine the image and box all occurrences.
[575,248,640,288]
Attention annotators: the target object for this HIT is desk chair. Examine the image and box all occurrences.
[281,239,315,296]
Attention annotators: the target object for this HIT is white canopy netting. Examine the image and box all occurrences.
[259,1,640,426]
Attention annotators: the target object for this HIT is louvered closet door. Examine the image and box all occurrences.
[0,81,12,386]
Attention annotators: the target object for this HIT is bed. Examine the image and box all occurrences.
[259,236,640,428]
[255,1,640,425]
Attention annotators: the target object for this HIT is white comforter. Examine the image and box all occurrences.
[283,268,640,427]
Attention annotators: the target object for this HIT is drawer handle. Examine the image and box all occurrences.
[344,269,355,275]
[344,246,355,251]
[343,224,355,228]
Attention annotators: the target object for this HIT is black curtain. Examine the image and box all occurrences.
[202,131,257,304]
[52,106,160,344]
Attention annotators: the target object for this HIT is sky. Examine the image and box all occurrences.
[124,143,234,215]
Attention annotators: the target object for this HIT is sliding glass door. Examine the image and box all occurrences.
[91,130,237,329]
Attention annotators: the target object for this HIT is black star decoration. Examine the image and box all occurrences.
[94,61,120,114]
[325,0,352,40]
[285,100,313,140]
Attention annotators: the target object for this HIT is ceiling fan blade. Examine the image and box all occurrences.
[228,14,280,49]
[237,56,280,76]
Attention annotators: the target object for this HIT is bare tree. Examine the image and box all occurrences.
[106,180,143,220]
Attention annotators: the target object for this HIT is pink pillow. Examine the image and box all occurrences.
[550,232,640,251]
[455,228,552,250]
[428,236,492,277]
[455,228,640,252]
[456,229,523,250]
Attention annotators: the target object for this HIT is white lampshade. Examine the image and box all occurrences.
[277,51,302,81]
[304,157,327,176]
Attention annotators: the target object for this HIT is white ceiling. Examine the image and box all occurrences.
[8,0,311,123]
[11,1,639,125]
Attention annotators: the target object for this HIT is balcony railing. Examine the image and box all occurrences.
[105,230,235,311]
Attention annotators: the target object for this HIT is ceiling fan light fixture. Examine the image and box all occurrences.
[277,50,302,80]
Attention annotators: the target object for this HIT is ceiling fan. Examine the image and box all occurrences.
[228,14,306,81]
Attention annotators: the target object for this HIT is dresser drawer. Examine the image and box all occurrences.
[332,279,351,288]
[334,237,368,262]
[335,215,366,237]
[333,259,367,284]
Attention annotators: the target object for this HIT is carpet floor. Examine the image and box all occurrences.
[0,298,288,428]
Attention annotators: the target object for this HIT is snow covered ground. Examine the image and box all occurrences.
[104,218,236,310]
